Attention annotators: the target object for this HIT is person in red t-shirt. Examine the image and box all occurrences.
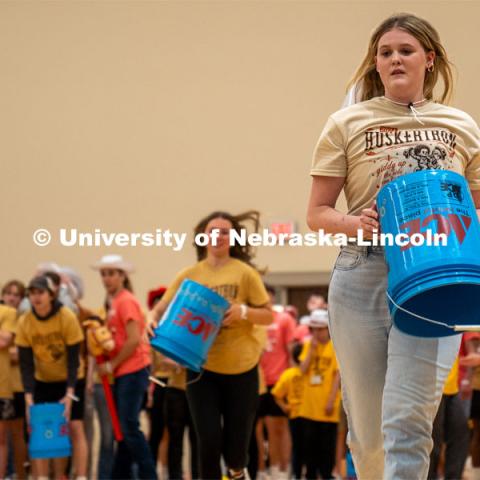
[92,254,157,480]
[258,286,296,479]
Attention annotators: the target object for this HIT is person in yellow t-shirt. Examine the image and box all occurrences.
[80,306,115,480]
[1,279,29,480]
[0,304,17,479]
[15,275,85,480]
[271,342,305,479]
[298,309,340,480]
[461,333,480,480]
[428,356,470,480]
[151,353,198,480]
[150,210,273,480]
[146,286,169,479]
[147,350,170,477]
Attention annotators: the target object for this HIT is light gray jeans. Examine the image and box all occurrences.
[328,245,461,480]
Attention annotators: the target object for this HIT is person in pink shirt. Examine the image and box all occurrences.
[93,254,157,480]
[258,286,296,479]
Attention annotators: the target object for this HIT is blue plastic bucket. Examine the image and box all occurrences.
[377,170,480,337]
[150,279,230,371]
[346,450,357,479]
[29,403,71,459]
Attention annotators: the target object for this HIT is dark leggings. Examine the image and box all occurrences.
[303,419,337,480]
[290,418,305,479]
[186,366,259,480]
[148,378,168,462]
[165,387,198,480]
[428,393,469,480]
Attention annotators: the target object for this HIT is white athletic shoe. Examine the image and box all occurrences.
[269,465,280,478]
[157,464,169,480]
[257,470,271,480]
[275,470,290,480]
[227,468,251,480]
[472,467,480,480]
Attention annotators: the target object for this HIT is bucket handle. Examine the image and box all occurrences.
[149,370,205,388]
[386,291,480,333]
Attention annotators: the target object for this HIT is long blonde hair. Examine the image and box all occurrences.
[347,13,454,104]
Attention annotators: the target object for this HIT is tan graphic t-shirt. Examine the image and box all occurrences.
[311,96,480,215]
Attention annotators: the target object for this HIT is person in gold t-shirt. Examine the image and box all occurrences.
[0,304,16,479]
[271,342,305,480]
[428,356,469,480]
[1,279,28,480]
[150,210,273,480]
[298,310,340,480]
[146,286,169,478]
[16,275,85,480]
[152,353,198,480]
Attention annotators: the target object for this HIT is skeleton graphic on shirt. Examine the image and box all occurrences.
[403,144,447,171]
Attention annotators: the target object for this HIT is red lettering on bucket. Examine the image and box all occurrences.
[173,308,218,341]
[422,214,451,237]
[399,213,471,251]
[173,308,191,327]
[448,214,467,244]
[60,424,69,436]
[187,316,204,334]
[199,321,216,341]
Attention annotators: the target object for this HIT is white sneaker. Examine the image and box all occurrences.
[269,466,280,478]
[270,466,290,479]
[472,467,480,480]
[270,470,289,480]
[227,468,251,480]
[157,464,169,480]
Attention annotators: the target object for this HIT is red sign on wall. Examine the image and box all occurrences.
[268,220,296,239]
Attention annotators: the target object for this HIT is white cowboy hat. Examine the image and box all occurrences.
[305,309,329,328]
[91,254,135,273]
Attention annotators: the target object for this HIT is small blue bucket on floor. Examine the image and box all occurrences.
[151,279,229,371]
[378,170,480,337]
[29,403,71,459]
[346,450,357,479]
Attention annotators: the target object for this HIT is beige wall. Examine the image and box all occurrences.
[1,0,479,307]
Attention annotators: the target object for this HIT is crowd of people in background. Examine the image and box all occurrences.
[0,258,479,479]
[2,6,480,480]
